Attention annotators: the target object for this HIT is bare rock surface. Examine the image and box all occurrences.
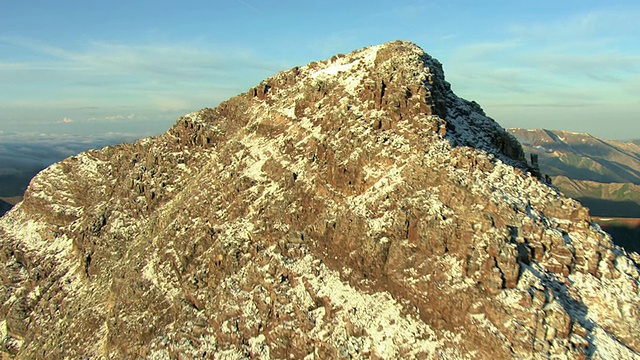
[1,41,639,359]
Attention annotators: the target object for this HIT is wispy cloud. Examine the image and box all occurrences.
[508,9,640,41]
[0,35,76,60]
[452,40,520,62]
[235,0,260,13]
[0,36,285,80]
[0,35,292,134]
[102,114,135,122]
[521,53,640,80]
[447,7,640,108]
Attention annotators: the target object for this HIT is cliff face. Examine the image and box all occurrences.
[1,41,639,359]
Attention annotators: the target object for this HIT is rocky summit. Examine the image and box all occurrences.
[1,41,639,359]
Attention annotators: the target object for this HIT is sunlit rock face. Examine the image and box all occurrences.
[1,40,639,359]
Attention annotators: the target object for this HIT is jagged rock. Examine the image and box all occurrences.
[1,41,639,359]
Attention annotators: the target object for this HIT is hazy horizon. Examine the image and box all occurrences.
[1,1,640,141]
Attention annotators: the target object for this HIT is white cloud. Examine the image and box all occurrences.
[0,35,288,102]
[103,113,136,121]
[508,9,640,41]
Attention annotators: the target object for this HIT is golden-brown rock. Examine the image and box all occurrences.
[1,41,639,359]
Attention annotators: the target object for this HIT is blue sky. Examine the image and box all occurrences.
[1,0,639,141]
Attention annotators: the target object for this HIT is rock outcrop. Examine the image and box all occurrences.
[1,41,639,359]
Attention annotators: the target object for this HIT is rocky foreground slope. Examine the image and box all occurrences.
[1,41,639,359]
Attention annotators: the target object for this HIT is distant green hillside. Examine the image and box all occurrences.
[509,129,640,218]
[553,176,640,203]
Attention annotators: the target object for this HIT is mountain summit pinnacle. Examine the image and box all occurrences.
[1,41,639,359]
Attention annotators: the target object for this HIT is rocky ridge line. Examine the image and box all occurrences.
[0,41,639,359]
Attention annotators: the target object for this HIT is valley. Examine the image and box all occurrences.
[510,128,640,252]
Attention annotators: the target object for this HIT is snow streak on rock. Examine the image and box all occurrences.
[1,41,639,359]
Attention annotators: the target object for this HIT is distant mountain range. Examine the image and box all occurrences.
[509,128,640,218]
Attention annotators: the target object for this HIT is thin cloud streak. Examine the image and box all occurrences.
[453,40,520,62]
[0,36,286,79]
[521,53,640,79]
[0,36,293,133]
[508,9,640,41]
[446,7,640,115]
[236,0,260,13]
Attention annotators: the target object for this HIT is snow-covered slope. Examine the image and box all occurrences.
[1,41,639,359]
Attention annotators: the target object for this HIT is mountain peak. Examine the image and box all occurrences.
[177,40,526,171]
[1,41,639,359]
